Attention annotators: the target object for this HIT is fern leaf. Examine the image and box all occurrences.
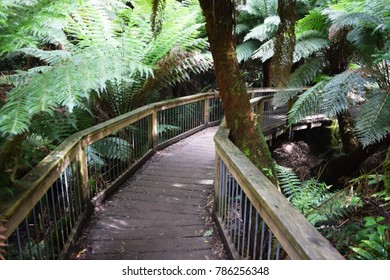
[252,38,275,62]
[244,22,278,42]
[289,58,323,87]
[0,90,30,135]
[321,70,372,117]
[236,40,261,63]
[288,80,327,125]
[275,165,301,201]
[296,8,329,36]
[354,90,390,147]
[293,38,329,62]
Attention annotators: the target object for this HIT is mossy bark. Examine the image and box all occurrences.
[198,0,276,183]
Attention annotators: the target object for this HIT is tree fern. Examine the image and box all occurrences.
[288,80,327,125]
[252,38,275,62]
[321,70,372,116]
[244,16,280,42]
[272,58,322,107]
[0,0,155,135]
[236,40,261,63]
[354,90,390,147]
[293,37,329,62]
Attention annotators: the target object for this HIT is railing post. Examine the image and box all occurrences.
[203,97,209,127]
[256,100,265,128]
[149,111,158,151]
[76,146,89,211]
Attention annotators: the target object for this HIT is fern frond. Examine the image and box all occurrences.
[0,90,30,135]
[236,40,261,63]
[321,70,372,117]
[289,58,323,87]
[17,48,71,66]
[354,90,390,147]
[306,186,362,225]
[236,23,251,35]
[296,8,330,36]
[244,21,279,42]
[252,38,275,62]
[275,165,302,201]
[293,38,329,62]
[288,80,327,125]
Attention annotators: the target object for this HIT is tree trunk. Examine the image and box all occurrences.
[262,59,272,88]
[198,0,276,182]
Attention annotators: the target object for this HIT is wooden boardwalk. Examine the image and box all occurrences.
[71,127,225,260]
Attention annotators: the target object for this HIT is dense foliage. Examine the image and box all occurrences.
[0,0,210,189]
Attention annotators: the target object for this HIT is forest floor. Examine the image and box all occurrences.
[271,127,389,259]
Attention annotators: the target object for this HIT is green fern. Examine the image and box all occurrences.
[293,37,329,62]
[288,80,327,125]
[243,16,280,42]
[276,164,362,225]
[354,89,390,147]
[236,40,261,63]
[321,70,371,117]
[275,165,302,201]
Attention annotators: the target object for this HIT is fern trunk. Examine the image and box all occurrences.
[198,0,276,183]
[262,59,272,87]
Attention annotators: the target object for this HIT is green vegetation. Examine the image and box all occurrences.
[0,0,210,190]
[0,0,388,260]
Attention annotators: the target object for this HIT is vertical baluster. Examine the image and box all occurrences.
[16,227,23,260]
[233,180,239,250]
[45,192,55,259]
[24,218,33,259]
[276,241,281,260]
[62,171,72,234]
[226,175,232,237]
[38,200,49,259]
[218,160,223,218]
[260,220,265,260]
[223,168,229,223]
[51,183,62,257]
[31,207,41,259]
[55,180,65,249]
[246,203,252,259]
[267,230,273,260]
[241,195,247,258]
[253,212,259,260]
[237,187,243,254]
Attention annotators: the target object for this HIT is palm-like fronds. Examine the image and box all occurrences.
[236,40,261,63]
[293,37,329,62]
[321,70,370,116]
[244,16,280,42]
[288,80,327,125]
[354,89,390,147]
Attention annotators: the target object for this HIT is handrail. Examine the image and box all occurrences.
[213,91,343,260]
[1,92,223,259]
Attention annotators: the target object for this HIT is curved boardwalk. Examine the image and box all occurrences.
[72,127,224,260]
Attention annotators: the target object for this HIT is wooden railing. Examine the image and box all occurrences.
[0,92,223,259]
[213,89,343,260]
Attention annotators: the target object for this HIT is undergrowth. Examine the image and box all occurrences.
[276,164,390,259]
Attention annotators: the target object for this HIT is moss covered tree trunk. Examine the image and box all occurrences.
[198,0,276,182]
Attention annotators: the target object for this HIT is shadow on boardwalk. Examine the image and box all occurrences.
[69,127,228,260]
